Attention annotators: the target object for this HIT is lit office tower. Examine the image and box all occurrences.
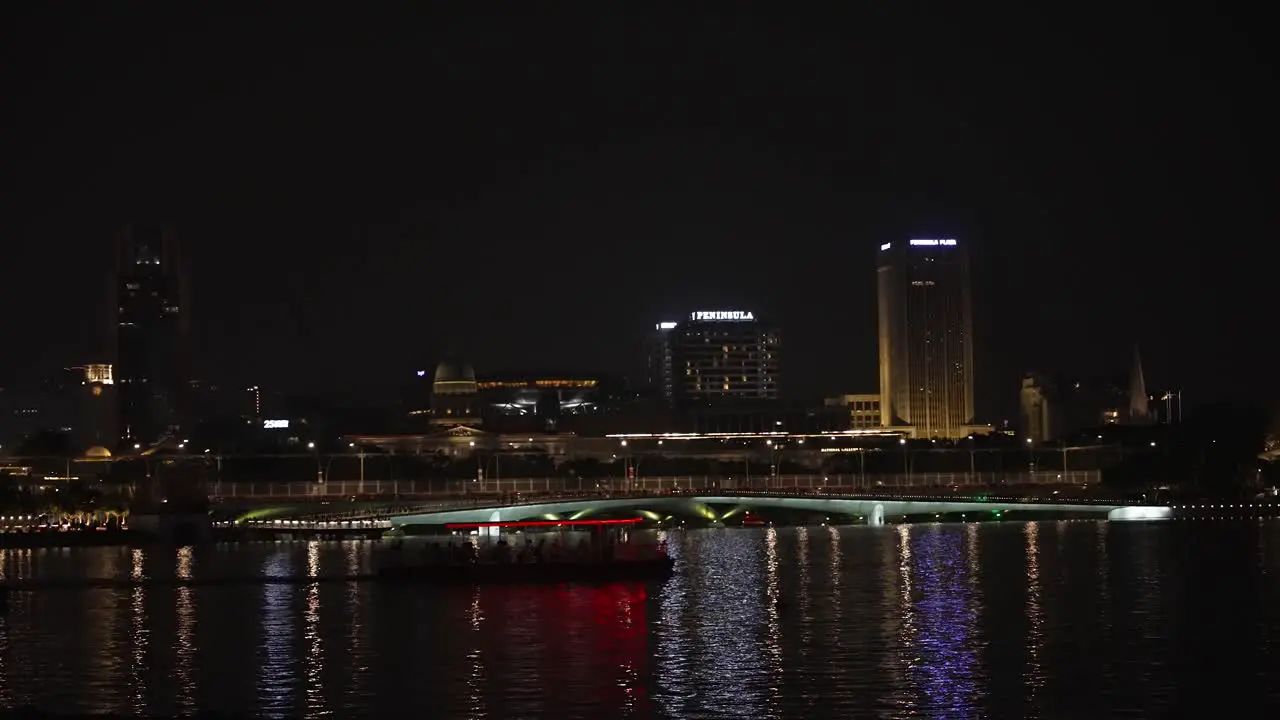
[650,310,780,405]
[876,238,974,438]
[115,225,187,445]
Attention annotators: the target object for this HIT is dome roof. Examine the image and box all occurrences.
[84,445,112,458]
[433,360,478,395]
[433,361,476,386]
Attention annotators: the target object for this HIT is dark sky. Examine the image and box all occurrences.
[1,5,1273,420]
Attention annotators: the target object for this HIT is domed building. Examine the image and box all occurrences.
[429,360,482,426]
[432,361,477,395]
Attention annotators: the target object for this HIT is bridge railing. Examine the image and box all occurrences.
[208,471,1100,502]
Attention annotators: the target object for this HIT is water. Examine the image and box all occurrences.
[2,521,1279,718]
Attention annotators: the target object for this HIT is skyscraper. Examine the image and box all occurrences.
[876,238,974,438]
[649,311,781,405]
[115,225,187,445]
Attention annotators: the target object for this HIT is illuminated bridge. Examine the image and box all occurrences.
[381,493,1170,527]
[236,490,1170,527]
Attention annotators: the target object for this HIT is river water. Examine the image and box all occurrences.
[1,520,1278,718]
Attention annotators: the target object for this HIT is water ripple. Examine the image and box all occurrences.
[0,524,1277,717]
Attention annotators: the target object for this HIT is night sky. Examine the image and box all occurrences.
[1,5,1272,420]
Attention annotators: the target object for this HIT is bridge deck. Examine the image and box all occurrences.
[378,491,1170,526]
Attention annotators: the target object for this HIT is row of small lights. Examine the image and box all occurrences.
[459,489,1116,505]
[216,519,390,528]
[1172,504,1280,510]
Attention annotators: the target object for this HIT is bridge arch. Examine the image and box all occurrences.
[869,503,885,526]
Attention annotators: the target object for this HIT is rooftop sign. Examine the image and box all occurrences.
[656,321,678,330]
[689,311,755,322]
[263,419,289,429]
[909,238,957,246]
[880,242,892,251]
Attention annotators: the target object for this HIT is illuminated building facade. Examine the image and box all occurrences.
[824,394,883,429]
[115,225,187,445]
[877,238,974,438]
[649,311,780,406]
[476,375,608,421]
[426,361,482,427]
[412,361,620,432]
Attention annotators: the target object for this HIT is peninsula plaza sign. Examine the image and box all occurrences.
[909,238,957,246]
[689,310,756,322]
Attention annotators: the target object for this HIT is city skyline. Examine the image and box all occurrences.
[0,8,1275,719]
[1,5,1272,421]
[0,233,1215,426]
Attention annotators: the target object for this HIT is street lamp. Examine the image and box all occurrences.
[620,440,635,491]
[307,442,323,483]
[765,440,779,489]
[899,438,909,485]
[348,442,366,487]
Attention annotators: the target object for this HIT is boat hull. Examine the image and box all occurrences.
[377,557,675,585]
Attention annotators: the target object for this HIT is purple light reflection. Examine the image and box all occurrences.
[907,526,980,715]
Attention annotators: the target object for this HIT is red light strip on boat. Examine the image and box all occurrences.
[444,517,645,529]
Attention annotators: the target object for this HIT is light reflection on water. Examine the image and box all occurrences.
[302,542,326,718]
[175,547,196,715]
[0,522,1278,717]
[129,549,147,715]
[763,527,782,717]
[258,551,296,718]
[1024,521,1045,702]
[682,529,775,718]
[466,585,486,720]
[794,526,811,649]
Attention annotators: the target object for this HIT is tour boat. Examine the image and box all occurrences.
[376,517,676,585]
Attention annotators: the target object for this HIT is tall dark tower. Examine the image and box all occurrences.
[115,225,188,446]
[1127,344,1150,423]
[876,237,974,438]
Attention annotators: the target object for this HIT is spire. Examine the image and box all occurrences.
[1128,345,1149,421]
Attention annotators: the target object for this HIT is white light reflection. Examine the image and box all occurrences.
[466,586,487,719]
[130,549,148,714]
[654,530,695,718]
[174,547,195,714]
[687,530,775,717]
[796,526,812,646]
[1024,522,1045,700]
[303,542,326,716]
[763,527,783,715]
[258,552,297,718]
[888,524,917,715]
[828,525,843,637]
[0,551,10,708]
[344,542,368,700]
